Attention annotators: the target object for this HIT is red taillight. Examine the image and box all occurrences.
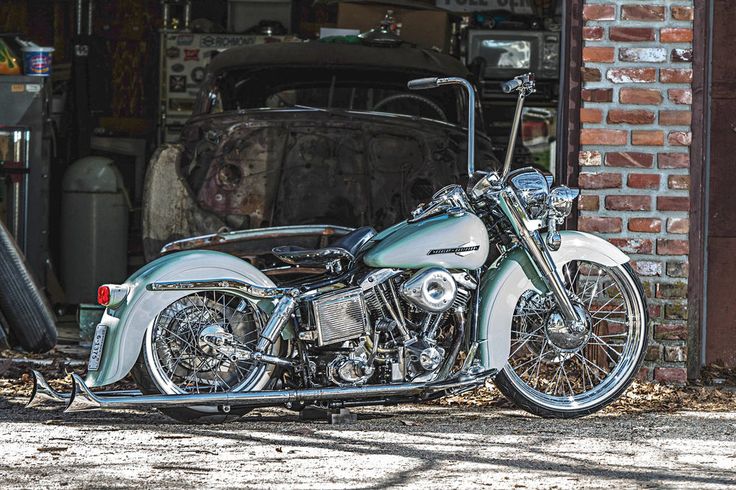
[97,286,111,306]
[97,284,129,308]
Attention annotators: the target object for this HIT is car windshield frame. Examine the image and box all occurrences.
[195,66,472,126]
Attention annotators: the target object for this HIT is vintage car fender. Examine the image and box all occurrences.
[85,250,276,388]
[477,231,630,372]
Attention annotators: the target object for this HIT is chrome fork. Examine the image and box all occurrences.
[497,188,587,332]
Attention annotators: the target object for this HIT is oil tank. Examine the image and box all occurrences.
[61,156,128,304]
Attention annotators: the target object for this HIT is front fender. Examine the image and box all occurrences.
[477,231,629,371]
[142,144,226,261]
[85,250,275,387]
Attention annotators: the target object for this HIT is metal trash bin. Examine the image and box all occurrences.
[61,156,128,304]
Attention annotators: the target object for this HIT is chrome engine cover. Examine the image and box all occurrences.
[327,353,375,386]
[399,267,457,313]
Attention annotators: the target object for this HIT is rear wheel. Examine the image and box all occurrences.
[133,290,279,423]
[494,262,648,418]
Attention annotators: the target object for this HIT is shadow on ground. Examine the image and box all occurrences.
[1,395,736,489]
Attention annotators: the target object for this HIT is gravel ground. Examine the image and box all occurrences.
[1,396,735,489]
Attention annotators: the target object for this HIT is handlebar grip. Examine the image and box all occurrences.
[407,77,439,90]
[501,78,523,94]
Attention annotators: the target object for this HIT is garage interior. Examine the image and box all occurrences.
[0,0,566,348]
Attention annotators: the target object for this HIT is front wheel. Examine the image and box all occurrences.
[494,261,648,418]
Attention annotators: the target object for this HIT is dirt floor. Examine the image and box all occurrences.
[1,351,736,489]
[1,395,735,489]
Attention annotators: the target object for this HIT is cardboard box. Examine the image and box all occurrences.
[337,3,450,53]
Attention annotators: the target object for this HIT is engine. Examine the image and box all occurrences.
[298,267,475,387]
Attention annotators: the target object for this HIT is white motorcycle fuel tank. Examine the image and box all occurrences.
[363,211,489,270]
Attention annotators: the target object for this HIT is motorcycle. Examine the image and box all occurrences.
[28,74,648,422]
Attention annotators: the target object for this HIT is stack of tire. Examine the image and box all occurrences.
[0,220,57,352]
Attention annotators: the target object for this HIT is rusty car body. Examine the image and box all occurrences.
[143,41,501,264]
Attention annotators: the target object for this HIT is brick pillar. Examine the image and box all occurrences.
[578,2,693,384]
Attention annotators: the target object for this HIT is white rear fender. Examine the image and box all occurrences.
[85,250,275,387]
[477,231,629,371]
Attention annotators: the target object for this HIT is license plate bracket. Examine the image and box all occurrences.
[88,324,108,371]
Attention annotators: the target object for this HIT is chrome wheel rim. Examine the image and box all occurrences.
[145,291,268,395]
[503,261,646,412]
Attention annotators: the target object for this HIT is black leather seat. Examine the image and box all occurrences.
[331,226,377,257]
[272,227,376,267]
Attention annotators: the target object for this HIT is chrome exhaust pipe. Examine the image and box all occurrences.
[26,370,141,408]
[65,373,476,413]
[64,367,498,413]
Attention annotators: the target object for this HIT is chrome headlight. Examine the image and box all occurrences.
[507,168,550,219]
[547,186,580,219]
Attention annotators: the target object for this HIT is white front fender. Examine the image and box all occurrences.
[477,231,629,372]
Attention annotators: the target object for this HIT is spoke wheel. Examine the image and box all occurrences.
[133,291,280,423]
[147,291,266,394]
[494,261,648,418]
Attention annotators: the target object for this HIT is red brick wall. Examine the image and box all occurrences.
[579,2,693,384]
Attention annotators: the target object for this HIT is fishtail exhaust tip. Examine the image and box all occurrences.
[26,369,66,408]
[64,374,103,413]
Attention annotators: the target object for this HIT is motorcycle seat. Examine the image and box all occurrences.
[272,226,376,266]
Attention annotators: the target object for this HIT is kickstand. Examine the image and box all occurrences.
[299,406,358,425]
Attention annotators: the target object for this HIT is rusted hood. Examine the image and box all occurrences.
[182,109,499,231]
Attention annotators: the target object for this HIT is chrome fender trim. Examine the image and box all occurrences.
[85,250,276,388]
[477,231,629,371]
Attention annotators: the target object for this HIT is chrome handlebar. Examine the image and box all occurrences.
[407,76,476,178]
[502,73,536,179]
[407,73,535,181]
[500,78,523,94]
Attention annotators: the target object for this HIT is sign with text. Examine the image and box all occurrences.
[436,0,535,14]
